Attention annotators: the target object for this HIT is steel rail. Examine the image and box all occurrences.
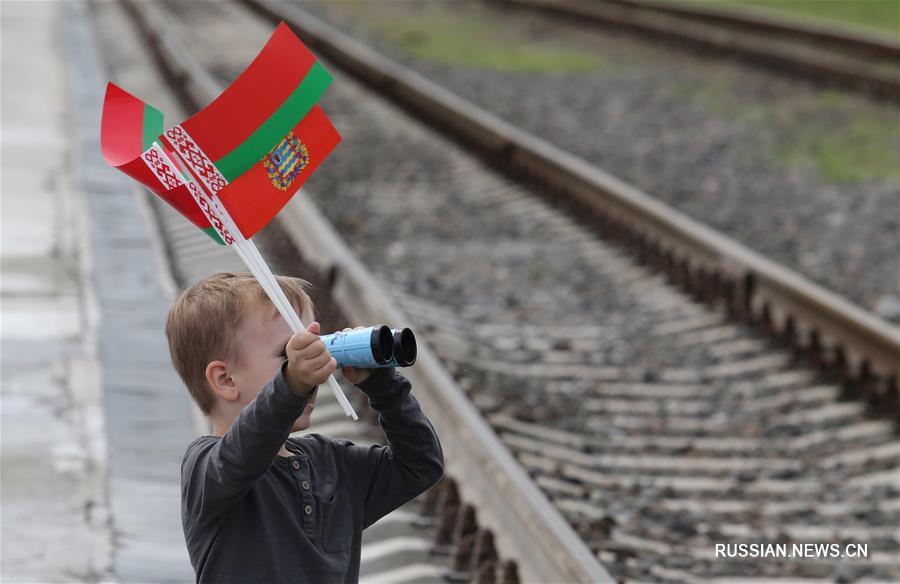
[239,0,900,414]
[603,0,900,61]
[119,0,614,581]
[499,0,900,99]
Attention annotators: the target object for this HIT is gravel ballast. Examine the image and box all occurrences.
[294,0,900,325]
[152,2,900,580]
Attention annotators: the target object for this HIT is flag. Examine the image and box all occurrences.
[215,105,340,237]
[176,22,332,184]
[101,83,224,243]
[102,21,339,242]
[153,21,340,239]
[100,82,163,157]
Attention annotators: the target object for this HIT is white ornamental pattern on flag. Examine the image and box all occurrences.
[164,125,229,195]
[140,143,234,245]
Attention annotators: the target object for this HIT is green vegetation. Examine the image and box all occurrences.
[334,2,602,73]
[328,0,898,184]
[678,81,900,184]
[776,106,900,183]
[667,0,900,36]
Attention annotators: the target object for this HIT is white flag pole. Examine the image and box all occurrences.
[211,199,359,421]
[159,142,358,420]
[232,236,358,420]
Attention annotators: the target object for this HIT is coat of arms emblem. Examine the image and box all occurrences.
[264,131,310,191]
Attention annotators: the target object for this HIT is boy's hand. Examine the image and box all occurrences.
[283,322,337,396]
[339,326,374,386]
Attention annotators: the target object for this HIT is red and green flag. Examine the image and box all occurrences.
[101,83,223,242]
[212,104,339,237]
[101,21,341,243]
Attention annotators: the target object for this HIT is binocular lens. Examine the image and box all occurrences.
[393,328,417,367]
[371,325,394,365]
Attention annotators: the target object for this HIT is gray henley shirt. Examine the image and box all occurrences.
[180,366,444,583]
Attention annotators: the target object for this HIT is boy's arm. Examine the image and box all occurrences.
[345,368,445,528]
[182,363,312,522]
[183,323,332,523]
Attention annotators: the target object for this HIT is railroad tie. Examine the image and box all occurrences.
[431,479,461,550]
[496,560,520,584]
[448,504,479,577]
[471,529,499,584]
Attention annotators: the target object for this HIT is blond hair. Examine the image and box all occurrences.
[165,272,312,414]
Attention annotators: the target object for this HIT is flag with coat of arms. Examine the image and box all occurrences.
[100,21,341,244]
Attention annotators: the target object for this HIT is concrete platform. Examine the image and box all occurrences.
[1,1,112,581]
[2,1,193,581]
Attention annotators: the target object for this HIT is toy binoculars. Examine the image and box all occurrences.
[320,326,417,369]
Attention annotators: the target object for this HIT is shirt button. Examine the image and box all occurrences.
[304,504,312,515]
[291,460,300,470]
[301,480,310,490]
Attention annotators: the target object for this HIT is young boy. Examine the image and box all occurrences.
[165,272,444,583]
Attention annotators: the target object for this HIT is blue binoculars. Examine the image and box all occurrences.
[320,326,417,369]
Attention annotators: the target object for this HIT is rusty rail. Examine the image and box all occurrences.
[604,0,900,61]
[501,0,900,99]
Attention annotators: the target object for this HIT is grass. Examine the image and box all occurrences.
[678,80,900,184]
[664,0,900,36]
[775,105,900,183]
[329,0,897,184]
[333,1,602,73]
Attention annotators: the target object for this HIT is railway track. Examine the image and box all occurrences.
[105,0,900,580]
[500,0,900,99]
[109,1,607,582]
[235,0,900,420]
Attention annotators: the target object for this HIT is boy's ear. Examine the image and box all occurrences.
[206,360,239,402]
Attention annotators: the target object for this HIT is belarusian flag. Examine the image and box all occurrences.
[101,83,224,243]
[209,104,340,237]
[175,22,332,184]
[154,21,340,239]
[102,21,340,242]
